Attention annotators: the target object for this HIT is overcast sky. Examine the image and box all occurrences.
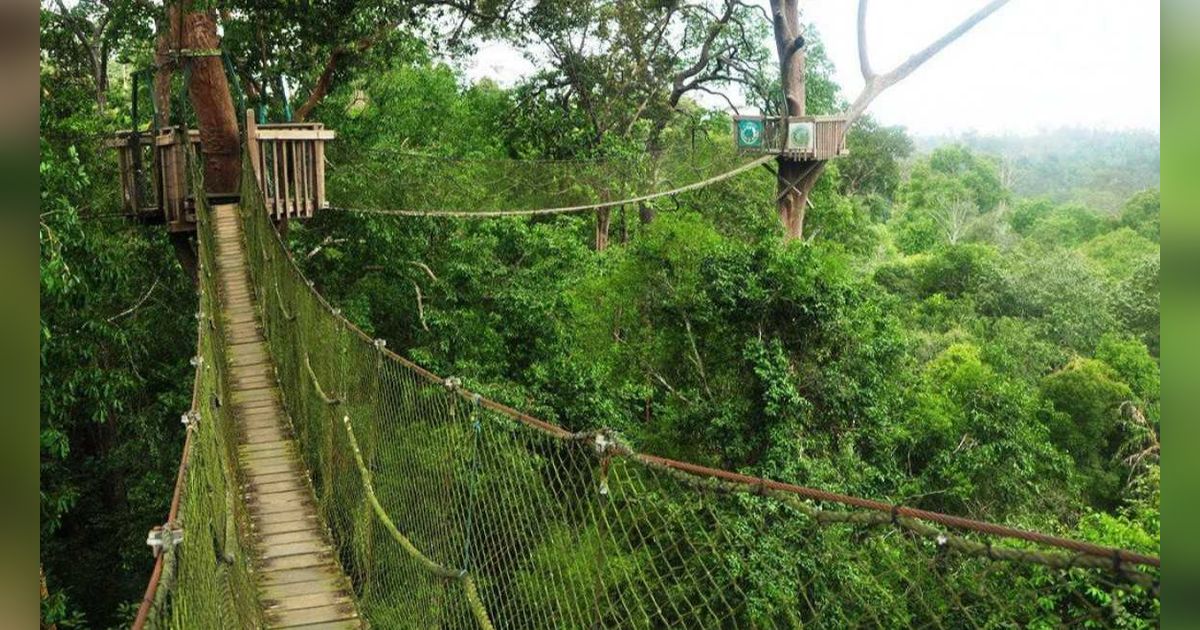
[465,0,1160,136]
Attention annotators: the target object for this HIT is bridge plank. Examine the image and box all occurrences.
[265,603,358,629]
[257,565,345,587]
[259,529,325,547]
[259,552,333,573]
[270,621,361,630]
[267,590,354,612]
[254,519,322,538]
[254,508,319,526]
[261,578,351,601]
[260,540,332,559]
[210,203,361,628]
[252,479,309,494]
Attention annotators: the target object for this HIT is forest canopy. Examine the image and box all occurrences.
[40,1,1159,626]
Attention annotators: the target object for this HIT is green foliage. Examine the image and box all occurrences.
[1079,227,1158,282]
[892,145,1006,253]
[1026,202,1108,246]
[986,249,1117,353]
[1094,334,1159,412]
[40,65,193,626]
[840,117,914,201]
[40,1,1159,623]
[1118,189,1160,242]
[918,129,1159,213]
[1040,359,1132,507]
[1114,257,1160,356]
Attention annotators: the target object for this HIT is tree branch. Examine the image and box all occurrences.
[294,19,403,121]
[857,0,873,80]
[845,0,1010,125]
[687,85,740,115]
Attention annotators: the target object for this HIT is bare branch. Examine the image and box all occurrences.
[857,0,873,80]
[410,280,430,331]
[845,0,1010,125]
[687,85,741,115]
[295,18,405,121]
[408,260,439,282]
[106,278,160,323]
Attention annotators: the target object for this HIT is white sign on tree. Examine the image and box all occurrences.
[786,120,814,152]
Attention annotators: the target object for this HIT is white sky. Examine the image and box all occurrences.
[465,0,1160,136]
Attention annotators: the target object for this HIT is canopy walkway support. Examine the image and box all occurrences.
[213,202,361,628]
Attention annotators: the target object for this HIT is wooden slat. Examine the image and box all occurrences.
[254,129,337,140]
[314,138,326,209]
[302,141,313,218]
[261,577,350,601]
[247,109,263,188]
[265,603,357,629]
[281,140,292,219]
[272,141,282,219]
[257,564,346,587]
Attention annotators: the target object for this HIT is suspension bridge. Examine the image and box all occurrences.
[126,119,1160,629]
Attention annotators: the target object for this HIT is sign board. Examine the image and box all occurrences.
[735,117,765,149]
[786,120,815,152]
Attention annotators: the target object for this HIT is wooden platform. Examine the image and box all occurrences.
[212,204,362,629]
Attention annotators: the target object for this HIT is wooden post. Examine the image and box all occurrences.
[245,109,261,190]
[314,133,326,209]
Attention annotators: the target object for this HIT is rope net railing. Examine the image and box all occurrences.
[238,147,1161,627]
[132,145,262,629]
[325,139,771,218]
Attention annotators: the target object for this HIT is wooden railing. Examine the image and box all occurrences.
[734,115,849,161]
[109,114,335,231]
[108,127,201,231]
[245,113,334,221]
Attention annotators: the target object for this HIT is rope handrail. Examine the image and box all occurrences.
[326,154,774,218]
[255,155,1160,573]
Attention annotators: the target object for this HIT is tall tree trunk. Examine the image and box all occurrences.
[776,160,825,240]
[770,0,821,241]
[153,4,179,128]
[154,1,240,192]
[181,5,241,194]
[153,0,238,282]
[595,208,611,251]
[92,44,108,111]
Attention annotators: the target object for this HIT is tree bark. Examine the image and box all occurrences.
[775,160,824,240]
[181,5,241,195]
[769,0,818,240]
[153,4,180,127]
[595,208,611,251]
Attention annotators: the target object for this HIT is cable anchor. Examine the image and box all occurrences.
[146,523,184,556]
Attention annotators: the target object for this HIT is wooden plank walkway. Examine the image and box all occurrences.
[212,204,362,629]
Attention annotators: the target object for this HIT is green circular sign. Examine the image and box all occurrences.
[737,120,763,147]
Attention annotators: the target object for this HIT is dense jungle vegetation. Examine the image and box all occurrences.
[41,2,1159,627]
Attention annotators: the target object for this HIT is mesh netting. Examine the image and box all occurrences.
[134,146,263,629]
[238,149,1161,628]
